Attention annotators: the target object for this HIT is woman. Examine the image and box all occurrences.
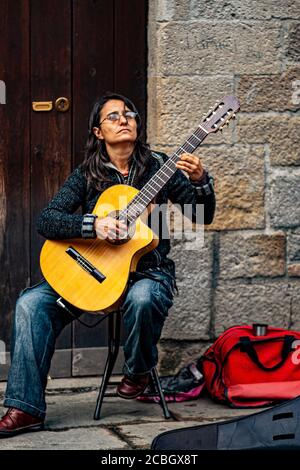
[0,92,215,437]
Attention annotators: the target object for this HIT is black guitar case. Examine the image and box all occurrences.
[151,395,300,450]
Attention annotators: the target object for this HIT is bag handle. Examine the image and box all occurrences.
[240,335,295,371]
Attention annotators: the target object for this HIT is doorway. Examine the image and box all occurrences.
[0,0,148,379]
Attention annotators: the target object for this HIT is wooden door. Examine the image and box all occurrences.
[0,0,148,379]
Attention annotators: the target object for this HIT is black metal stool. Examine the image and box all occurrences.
[93,309,172,420]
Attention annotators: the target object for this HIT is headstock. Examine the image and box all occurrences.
[201,95,240,133]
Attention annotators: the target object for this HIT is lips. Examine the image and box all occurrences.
[118,129,131,133]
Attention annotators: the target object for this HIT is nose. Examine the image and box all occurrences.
[119,113,128,124]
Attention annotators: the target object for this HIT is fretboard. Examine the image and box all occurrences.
[120,125,208,225]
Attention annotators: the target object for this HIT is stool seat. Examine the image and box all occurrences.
[94,309,172,420]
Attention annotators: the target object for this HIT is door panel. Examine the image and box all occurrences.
[114,0,148,138]
[31,0,72,376]
[0,0,148,379]
[0,0,30,370]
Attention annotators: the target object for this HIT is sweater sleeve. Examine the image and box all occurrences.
[36,166,88,239]
[163,154,216,225]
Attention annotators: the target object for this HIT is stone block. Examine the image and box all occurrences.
[153,0,300,21]
[162,234,213,340]
[45,392,166,427]
[237,114,300,166]
[158,340,212,375]
[269,175,300,228]
[0,426,128,450]
[237,66,300,112]
[219,232,286,279]
[288,228,300,262]
[157,21,281,75]
[149,144,265,231]
[117,420,202,449]
[193,145,265,230]
[284,22,300,63]
[215,281,291,335]
[147,76,234,148]
[288,264,300,277]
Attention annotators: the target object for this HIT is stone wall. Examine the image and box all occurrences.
[147,0,300,374]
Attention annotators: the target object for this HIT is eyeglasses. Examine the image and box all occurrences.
[99,110,138,125]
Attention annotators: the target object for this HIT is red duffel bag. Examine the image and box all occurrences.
[201,323,300,407]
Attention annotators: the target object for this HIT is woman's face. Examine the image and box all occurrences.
[94,99,138,146]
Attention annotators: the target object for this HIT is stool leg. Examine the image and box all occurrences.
[94,310,121,420]
[151,368,171,419]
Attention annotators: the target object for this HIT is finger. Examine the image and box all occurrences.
[107,229,118,239]
[176,162,198,171]
[104,220,123,231]
[107,229,127,240]
[116,220,128,229]
[105,218,127,230]
[114,226,126,235]
[180,154,198,164]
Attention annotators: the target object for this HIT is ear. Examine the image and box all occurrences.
[93,126,104,140]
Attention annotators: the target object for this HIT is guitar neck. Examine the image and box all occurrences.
[121,125,209,224]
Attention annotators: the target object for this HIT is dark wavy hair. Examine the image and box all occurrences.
[82,92,151,191]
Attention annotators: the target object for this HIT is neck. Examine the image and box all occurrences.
[105,142,134,171]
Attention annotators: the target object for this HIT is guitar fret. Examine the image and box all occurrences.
[159,168,170,178]
[192,133,201,142]
[177,146,185,155]
[183,140,196,151]
[139,186,153,198]
[198,125,208,134]
[153,173,166,184]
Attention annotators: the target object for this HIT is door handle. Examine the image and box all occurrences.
[32,101,53,112]
[54,97,70,112]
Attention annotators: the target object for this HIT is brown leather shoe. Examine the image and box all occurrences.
[0,407,44,438]
[117,374,150,399]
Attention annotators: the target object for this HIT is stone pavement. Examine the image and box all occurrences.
[0,377,260,450]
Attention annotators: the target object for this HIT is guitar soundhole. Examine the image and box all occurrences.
[105,210,136,245]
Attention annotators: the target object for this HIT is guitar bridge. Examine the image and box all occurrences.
[66,246,106,283]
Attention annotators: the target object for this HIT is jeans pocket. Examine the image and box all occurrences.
[19,279,45,298]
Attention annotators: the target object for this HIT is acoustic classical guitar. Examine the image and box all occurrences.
[40,96,240,313]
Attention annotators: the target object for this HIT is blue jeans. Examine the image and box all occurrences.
[3,269,174,419]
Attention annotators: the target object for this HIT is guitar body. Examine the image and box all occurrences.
[40,184,158,313]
